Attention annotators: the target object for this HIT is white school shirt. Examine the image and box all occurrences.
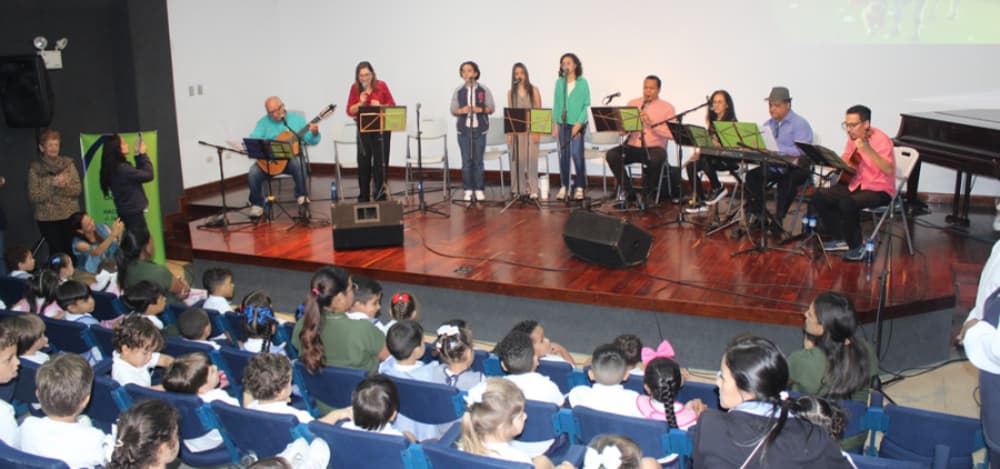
[111,351,161,386]
[19,416,110,468]
[567,383,644,418]
[378,358,426,378]
[504,372,565,406]
[246,399,314,424]
[480,441,533,463]
[376,319,396,335]
[0,399,18,448]
[341,420,405,437]
[203,295,233,313]
[20,350,50,365]
[183,388,240,453]
[278,437,331,469]
[242,337,287,355]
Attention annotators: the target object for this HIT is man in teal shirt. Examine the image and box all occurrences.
[247,96,320,218]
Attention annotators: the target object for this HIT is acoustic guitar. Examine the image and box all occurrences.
[256,104,336,175]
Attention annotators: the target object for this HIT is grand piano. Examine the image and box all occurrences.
[895,109,1000,226]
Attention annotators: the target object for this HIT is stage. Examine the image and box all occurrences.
[185,175,996,369]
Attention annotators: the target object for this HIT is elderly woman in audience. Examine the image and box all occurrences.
[691,335,853,468]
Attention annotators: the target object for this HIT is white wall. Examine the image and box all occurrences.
[167,0,1000,196]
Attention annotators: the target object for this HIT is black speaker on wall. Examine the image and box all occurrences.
[0,55,54,128]
[562,209,653,268]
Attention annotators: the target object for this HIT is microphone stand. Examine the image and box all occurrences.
[456,79,479,208]
[196,141,256,230]
[502,81,540,213]
[559,71,572,205]
[282,119,329,231]
[647,99,710,229]
[405,103,449,217]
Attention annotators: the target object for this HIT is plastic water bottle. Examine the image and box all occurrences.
[864,240,875,265]
[330,180,338,202]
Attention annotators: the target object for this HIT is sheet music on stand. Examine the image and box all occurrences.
[591,106,642,133]
[795,142,856,174]
[243,138,294,161]
[713,121,766,150]
[667,122,716,148]
[359,106,408,133]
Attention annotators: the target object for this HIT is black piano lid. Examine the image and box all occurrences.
[901,109,1000,130]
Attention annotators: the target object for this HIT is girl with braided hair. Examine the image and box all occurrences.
[291,266,388,375]
[636,355,704,430]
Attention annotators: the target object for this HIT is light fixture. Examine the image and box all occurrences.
[31,35,67,70]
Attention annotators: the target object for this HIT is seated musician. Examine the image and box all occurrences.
[246,96,320,219]
[744,86,813,230]
[605,75,675,206]
[811,105,895,261]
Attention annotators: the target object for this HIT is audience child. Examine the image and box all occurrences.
[4,244,35,279]
[637,356,704,430]
[0,317,21,447]
[177,307,222,349]
[239,289,285,355]
[19,354,111,468]
[345,275,383,326]
[584,434,660,469]
[293,266,388,375]
[379,320,428,377]
[45,253,75,283]
[340,375,416,442]
[112,314,173,387]
[13,270,64,318]
[121,280,169,331]
[11,313,50,364]
[489,330,564,405]
[459,378,572,468]
[243,353,349,422]
[91,258,122,296]
[568,344,642,417]
[614,334,644,376]
[56,279,100,326]
[413,321,484,390]
[108,399,180,469]
[162,352,237,453]
[202,267,235,313]
[380,290,418,334]
[512,319,575,365]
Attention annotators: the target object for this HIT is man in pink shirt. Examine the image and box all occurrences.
[605,75,675,206]
[811,105,896,261]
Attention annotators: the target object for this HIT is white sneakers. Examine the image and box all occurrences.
[463,190,473,201]
[574,187,584,200]
[555,187,567,201]
[248,205,264,218]
[475,190,486,201]
[464,190,486,202]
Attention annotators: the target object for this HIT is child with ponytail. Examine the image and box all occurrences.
[414,320,484,390]
[458,377,573,469]
[635,341,705,430]
[379,290,418,333]
[291,266,388,374]
[239,289,285,355]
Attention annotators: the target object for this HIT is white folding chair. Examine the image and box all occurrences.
[863,146,919,255]
[483,117,508,196]
[584,131,620,196]
[405,117,450,200]
[331,121,357,202]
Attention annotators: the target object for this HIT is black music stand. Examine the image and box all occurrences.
[502,107,542,212]
[196,141,256,230]
[646,99,711,230]
[244,138,294,222]
[359,105,407,202]
[591,106,641,209]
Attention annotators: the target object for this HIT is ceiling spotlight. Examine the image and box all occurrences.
[54,38,68,51]
[33,36,47,51]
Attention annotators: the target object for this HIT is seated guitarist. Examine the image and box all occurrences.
[810,105,895,261]
[247,96,320,219]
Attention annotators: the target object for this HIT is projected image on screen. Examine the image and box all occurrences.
[772,0,1000,44]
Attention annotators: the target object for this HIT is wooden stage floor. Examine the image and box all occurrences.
[187,182,996,327]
